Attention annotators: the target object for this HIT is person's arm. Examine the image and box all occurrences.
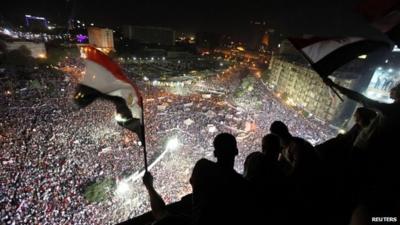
[143,172,167,220]
[323,78,390,113]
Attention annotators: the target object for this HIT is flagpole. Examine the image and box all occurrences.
[141,97,148,172]
[330,86,344,102]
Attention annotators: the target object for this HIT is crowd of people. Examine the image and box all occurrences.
[130,78,400,225]
[1,57,337,224]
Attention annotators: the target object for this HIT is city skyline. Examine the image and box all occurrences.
[1,0,383,38]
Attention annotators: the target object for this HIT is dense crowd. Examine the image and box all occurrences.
[1,58,336,224]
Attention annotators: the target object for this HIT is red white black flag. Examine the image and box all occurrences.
[74,46,144,143]
[288,36,388,77]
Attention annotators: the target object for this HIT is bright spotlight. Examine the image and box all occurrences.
[166,137,180,150]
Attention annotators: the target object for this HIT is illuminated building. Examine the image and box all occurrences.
[88,27,115,53]
[122,26,175,46]
[268,53,359,124]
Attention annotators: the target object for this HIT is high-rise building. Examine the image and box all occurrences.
[268,40,365,125]
[122,26,175,46]
[88,27,114,53]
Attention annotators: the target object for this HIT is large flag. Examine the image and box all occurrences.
[288,36,388,77]
[357,0,400,46]
[74,46,144,143]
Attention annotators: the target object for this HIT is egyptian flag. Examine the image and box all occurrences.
[357,0,400,46]
[288,36,388,77]
[74,46,144,143]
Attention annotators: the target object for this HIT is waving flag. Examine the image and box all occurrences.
[74,46,144,143]
[288,36,388,77]
[357,0,400,46]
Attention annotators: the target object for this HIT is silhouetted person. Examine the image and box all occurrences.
[282,137,325,225]
[243,151,265,182]
[324,78,400,223]
[190,133,255,225]
[262,133,281,161]
[270,121,293,175]
[244,134,288,225]
[315,107,377,225]
[352,107,377,149]
[270,121,293,149]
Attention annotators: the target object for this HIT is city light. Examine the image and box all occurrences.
[236,46,245,51]
[358,54,367,59]
[38,53,47,59]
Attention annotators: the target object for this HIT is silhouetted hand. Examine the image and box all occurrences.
[143,172,153,188]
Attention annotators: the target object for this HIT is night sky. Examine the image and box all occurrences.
[1,0,383,38]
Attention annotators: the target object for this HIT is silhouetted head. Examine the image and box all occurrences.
[354,107,377,128]
[243,152,264,180]
[270,121,292,147]
[283,137,318,171]
[390,83,400,103]
[213,133,238,169]
[262,134,281,160]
